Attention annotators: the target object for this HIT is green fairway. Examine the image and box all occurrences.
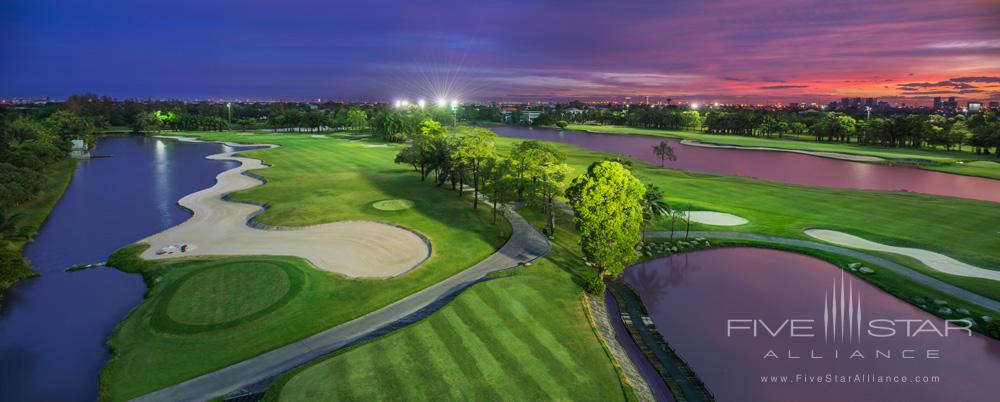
[567,124,1000,179]
[923,160,1000,179]
[101,132,511,400]
[490,135,1000,303]
[270,205,635,402]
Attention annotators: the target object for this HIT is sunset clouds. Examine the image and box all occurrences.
[1,0,998,103]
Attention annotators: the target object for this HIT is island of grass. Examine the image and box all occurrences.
[100,132,511,400]
[566,123,1000,180]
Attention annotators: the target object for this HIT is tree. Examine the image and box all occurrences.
[452,128,497,210]
[131,112,160,134]
[640,184,670,242]
[481,157,516,225]
[346,107,368,131]
[947,121,971,151]
[512,140,568,236]
[565,161,646,292]
[556,120,569,129]
[396,119,448,182]
[651,140,676,167]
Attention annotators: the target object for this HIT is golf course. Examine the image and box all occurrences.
[94,125,998,401]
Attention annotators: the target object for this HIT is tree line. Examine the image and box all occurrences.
[475,103,1000,155]
[0,106,98,295]
[393,120,676,294]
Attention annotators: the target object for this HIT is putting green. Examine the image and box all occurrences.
[372,199,414,211]
[156,261,302,332]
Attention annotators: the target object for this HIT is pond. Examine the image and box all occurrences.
[620,247,1000,402]
[491,126,1000,203]
[0,137,240,402]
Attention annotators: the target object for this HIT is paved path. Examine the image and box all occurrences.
[647,231,1000,312]
[132,210,550,402]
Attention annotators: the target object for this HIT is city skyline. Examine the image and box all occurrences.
[1,0,999,104]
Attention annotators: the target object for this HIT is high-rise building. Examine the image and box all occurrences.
[933,97,942,109]
[840,98,850,108]
[968,102,982,112]
[864,98,876,106]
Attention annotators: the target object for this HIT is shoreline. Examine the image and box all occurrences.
[142,135,431,278]
[1,159,78,308]
[678,139,887,162]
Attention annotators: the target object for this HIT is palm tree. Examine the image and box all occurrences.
[641,184,670,242]
[652,141,677,167]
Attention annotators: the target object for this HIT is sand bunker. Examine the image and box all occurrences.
[310,135,328,139]
[686,211,748,226]
[804,229,1000,281]
[142,136,430,278]
[680,139,885,162]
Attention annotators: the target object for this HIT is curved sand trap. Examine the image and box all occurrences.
[679,139,886,162]
[686,211,748,226]
[804,229,1000,281]
[372,199,414,211]
[142,136,430,278]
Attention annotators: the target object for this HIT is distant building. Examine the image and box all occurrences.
[933,97,943,109]
[864,97,876,106]
[943,96,959,109]
[968,102,982,112]
[520,110,542,124]
[70,139,89,158]
[989,101,999,108]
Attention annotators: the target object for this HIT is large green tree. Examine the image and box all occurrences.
[512,140,568,236]
[452,127,497,209]
[565,161,646,291]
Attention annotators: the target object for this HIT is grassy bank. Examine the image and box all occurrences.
[490,134,1000,303]
[101,132,511,400]
[0,159,76,305]
[567,123,1000,179]
[269,205,635,402]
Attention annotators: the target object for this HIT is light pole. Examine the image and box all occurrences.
[226,102,232,125]
[865,106,871,120]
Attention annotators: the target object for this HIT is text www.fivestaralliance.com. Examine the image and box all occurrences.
[760,374,940,384]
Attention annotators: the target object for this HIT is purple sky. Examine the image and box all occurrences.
[1,0,999,104]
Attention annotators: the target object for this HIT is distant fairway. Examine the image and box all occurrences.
[273,270,631,401]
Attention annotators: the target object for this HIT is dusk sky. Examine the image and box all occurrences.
[2,0,999,104]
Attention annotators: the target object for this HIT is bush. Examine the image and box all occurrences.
[556,120,569,129]
[0,243,35,288]
[583,274,606,295]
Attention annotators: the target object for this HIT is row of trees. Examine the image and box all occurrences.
[394,121,567,235]
[394,120,675,295]
[477,103,1000,155]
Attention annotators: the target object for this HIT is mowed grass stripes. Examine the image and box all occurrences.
[273,270,630,402]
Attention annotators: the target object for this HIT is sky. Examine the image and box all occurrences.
[1,0,999,104]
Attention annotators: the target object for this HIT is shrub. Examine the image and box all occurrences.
[583,274,606,296]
